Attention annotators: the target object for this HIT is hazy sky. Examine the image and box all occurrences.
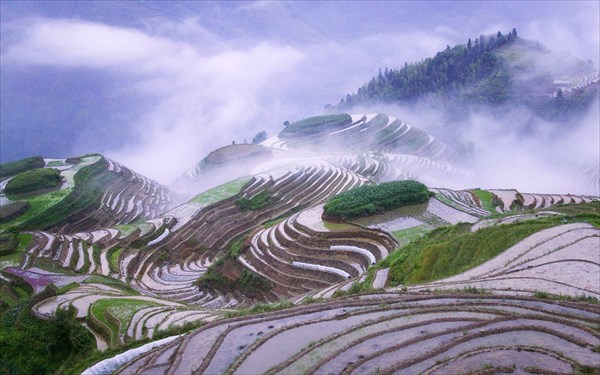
[1,1,599,186]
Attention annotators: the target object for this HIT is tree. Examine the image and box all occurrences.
[252,130,268,144]
[512,28,517,38]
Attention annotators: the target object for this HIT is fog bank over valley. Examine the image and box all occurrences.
[1,1,598,195]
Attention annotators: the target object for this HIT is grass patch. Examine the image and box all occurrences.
[533,290,600,304]
[0,200,30,223]
[391,224,432,247]
[0,233,19,256]
[377,211,598,287]
[113,224,138,237]
[5,168,62,197]
[225,300,293,318]
[0,252,24,270]
[46,161,67,167]
[0,188,73,231]
[470,189,501,213]
[0,232,33,256]
[5,156,119,231]
[197,267,271,298]
[56,282,80,295]
[191,176,252,206]
[324,180,431,220]
[16,233,33,252]
[0,156,45,178]
[546,201,600,227]
[108,247,125,274]
[236,190,270,211]
[574,364,600,375]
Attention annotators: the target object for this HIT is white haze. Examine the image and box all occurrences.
[1,1,598,196]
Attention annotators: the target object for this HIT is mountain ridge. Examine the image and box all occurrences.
[335,29,599,122]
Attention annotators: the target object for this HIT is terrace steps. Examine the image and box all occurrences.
[236,205,396,299]
[101,294,600,375]
[403,223,600,298]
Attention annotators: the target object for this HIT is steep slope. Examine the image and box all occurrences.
[337,30,599,121]
[0,155,172,233]
[2,111,598,374]
[95,293,600,375]
[173,144,274,197]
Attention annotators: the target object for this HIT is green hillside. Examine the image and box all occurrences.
[338,29,598,121]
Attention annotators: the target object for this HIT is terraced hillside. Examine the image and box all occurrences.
[173,144,274,197]
[89,293,600,375]
[268,114,455,160]
[2,113,599,374]
[404,222,600,297]
[0,155,172,232]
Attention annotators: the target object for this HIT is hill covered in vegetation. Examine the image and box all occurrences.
[1,25,599,373]
[337,29,599,122]
[0,111,598,374]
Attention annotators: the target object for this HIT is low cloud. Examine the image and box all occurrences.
[2,16,455,184]
[1,2,597,196]
[3,18,306,182]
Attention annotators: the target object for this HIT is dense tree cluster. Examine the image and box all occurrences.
[339,29,519,107]
[323,180,430,219]
[251,130,268,144]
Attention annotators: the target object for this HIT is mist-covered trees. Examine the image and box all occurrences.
[338,29,519,108]
[251,130,268,144]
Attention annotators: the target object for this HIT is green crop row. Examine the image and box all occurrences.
[324,180,430,219]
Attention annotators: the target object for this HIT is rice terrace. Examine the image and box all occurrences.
[0,2,599,375]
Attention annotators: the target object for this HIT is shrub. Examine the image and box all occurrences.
[236,190,270,211]
[324,180,430,219]
[252,130,268,144]
[5,168,62,196]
